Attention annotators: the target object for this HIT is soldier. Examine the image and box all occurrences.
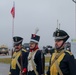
[45,45,54,55]
[9,36,28,75]
[46,29,76,75]
[27,34,43,75]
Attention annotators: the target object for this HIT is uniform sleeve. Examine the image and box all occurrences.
[68,55,76,75]
[35,50,43,75]
[22,51,29,73]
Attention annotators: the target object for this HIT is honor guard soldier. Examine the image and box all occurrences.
[27,34,43,75]
[9,36,28,75]
[46,29,76,75]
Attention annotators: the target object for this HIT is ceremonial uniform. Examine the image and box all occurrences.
[27,34,43,75]
[47,50,76,75]
[9,36,28,75]
[46,29,76,75]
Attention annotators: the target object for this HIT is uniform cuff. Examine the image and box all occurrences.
[22,68,27,73]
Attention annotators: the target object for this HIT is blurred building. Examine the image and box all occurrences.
[0,45,9,55]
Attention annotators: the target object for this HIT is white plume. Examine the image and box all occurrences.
[35,27,39,34]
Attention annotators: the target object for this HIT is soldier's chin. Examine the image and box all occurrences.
[30,47,33,50]
[55,46,60,49]
[15,49,20,52]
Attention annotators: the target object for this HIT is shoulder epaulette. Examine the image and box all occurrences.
[22,49,27,52]
[65,50,73,55]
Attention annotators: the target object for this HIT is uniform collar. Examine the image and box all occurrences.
[30,46,39,52]
[55,48,64,53]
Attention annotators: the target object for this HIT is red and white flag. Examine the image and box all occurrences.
[11,2,15,18]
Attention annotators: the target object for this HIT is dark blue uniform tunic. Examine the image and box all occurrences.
[47,50,76,75]
[9,49,28,75]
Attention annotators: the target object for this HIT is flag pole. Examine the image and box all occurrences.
[11,1,15,56]
[11,15,14,56]
[12,17,14,39]
[12,1,15,37]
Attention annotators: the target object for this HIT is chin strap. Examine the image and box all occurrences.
[56,41,65,50]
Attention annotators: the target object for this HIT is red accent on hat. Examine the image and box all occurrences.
[33,34,36,37]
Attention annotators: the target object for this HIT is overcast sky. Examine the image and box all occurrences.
[0,0,75,48]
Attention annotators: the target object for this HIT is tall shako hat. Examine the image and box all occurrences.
[53,28,69,42]
[13,36,23,46]
[30,28,40,43]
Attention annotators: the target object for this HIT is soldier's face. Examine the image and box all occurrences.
[29,42,36,50]
[14,44,22,51]
[55,40,64,49]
